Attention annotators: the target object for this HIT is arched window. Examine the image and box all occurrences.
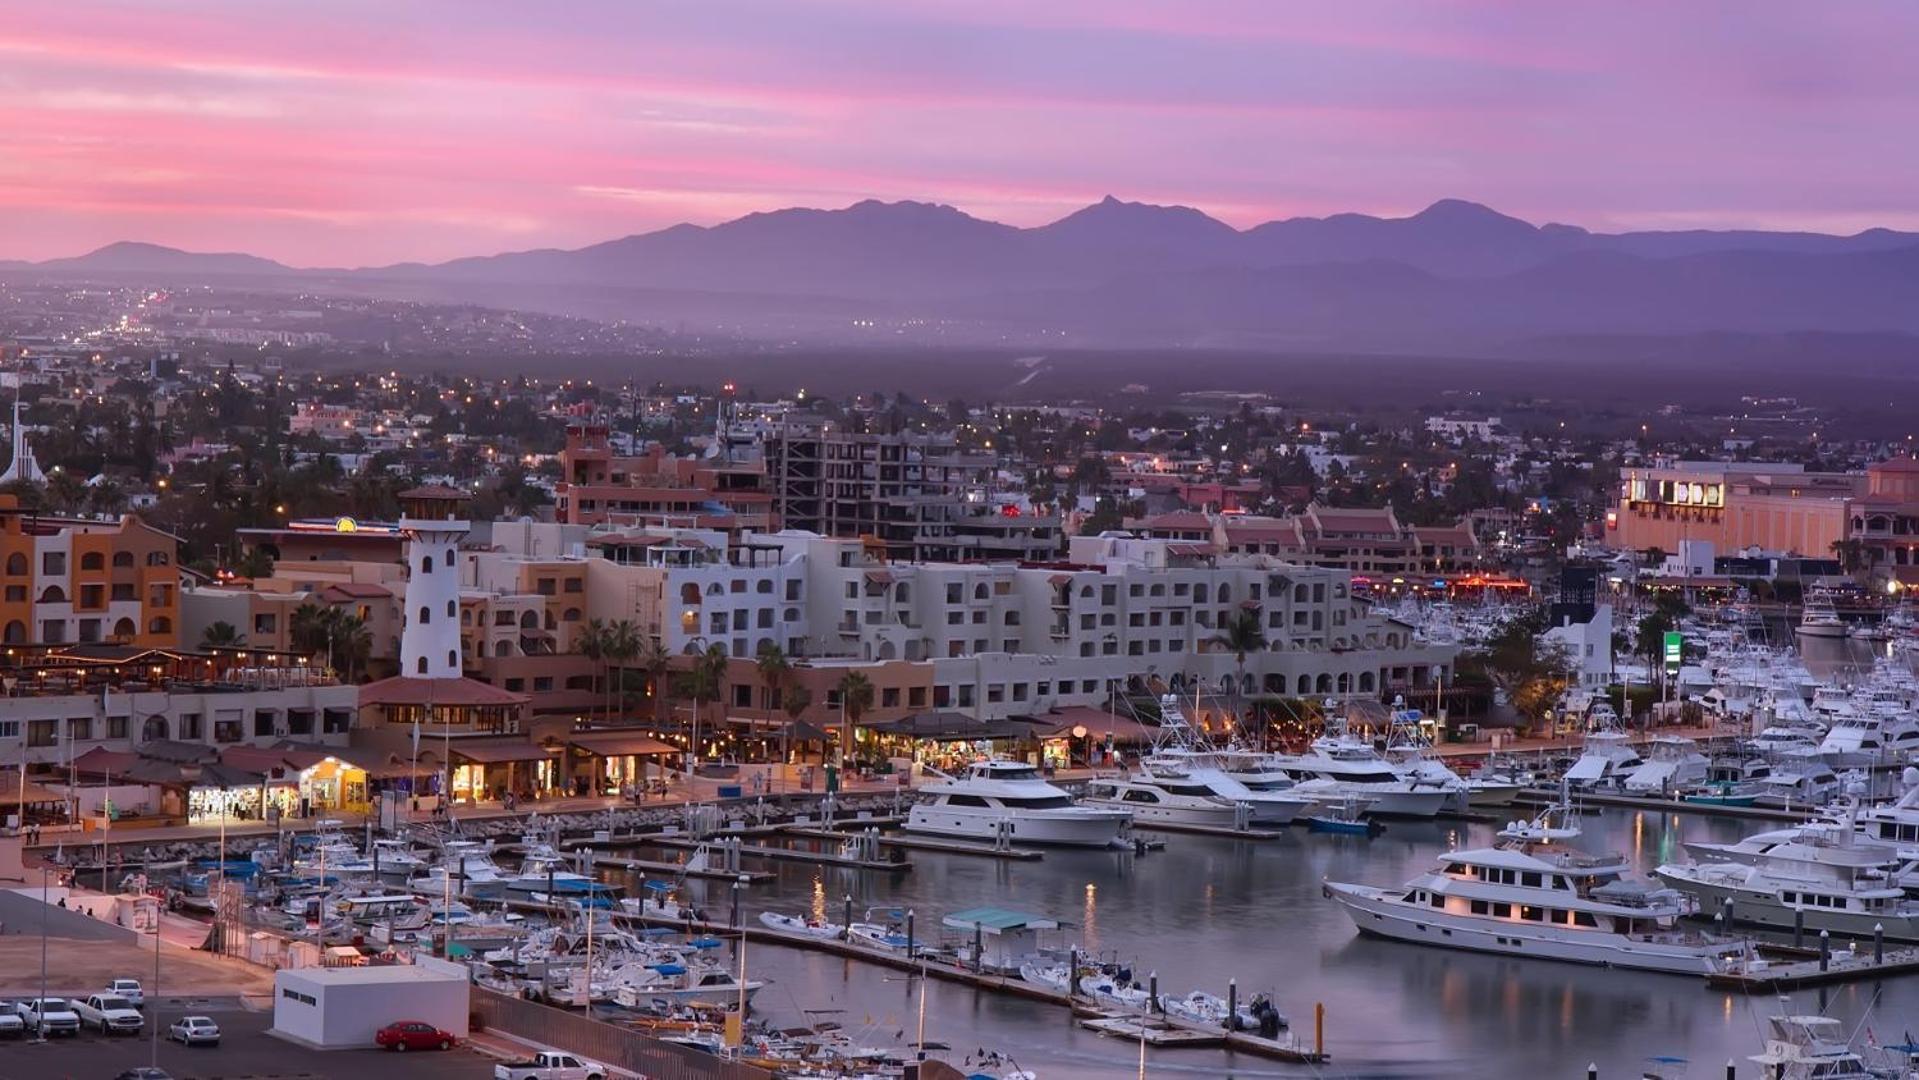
[520,611,539,630]
[446,599,456,618]
[38,585,66,603]
[496,640,513,657]
[681,583,702,605]
[416,657,428,675]
[146,551,169,566]
[112,617,135,639]
[1217,584,1232,604]
[974,583,988,600]
[421,555,434,574]
[418,606,431,625]
[448,649,457,668]
[4,553,25,576]
[562,608,581,622]
[706,582,723,596]
[80,552,104,571]
[142,716,168,742]
[147,615,172,635]
[1193,583,1209,603]
[1,620,23,643]
[445,548,456,565]
[112,551,134,568]
[1296,674,1312,695]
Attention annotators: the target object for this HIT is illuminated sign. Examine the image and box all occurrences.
[1663,631,1683,674]
[335,516,359,533]
[1627,477,1724,508]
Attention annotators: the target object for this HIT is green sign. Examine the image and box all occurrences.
[1662,631,1683,673]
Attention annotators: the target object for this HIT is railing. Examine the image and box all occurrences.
[470,987,771,1080]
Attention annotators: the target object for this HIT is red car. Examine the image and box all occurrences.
[374,1020,457,1052]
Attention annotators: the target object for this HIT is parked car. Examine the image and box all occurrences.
[15,997,81,1036]
[0,1007,23,1039]
[374,1019,457,1052]
[73,993,144,1034]
[108,978,146,1008]
[494,1049,611,1079]
[169,1015,221,1045]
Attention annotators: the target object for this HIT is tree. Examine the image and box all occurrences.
[605,619,643,717]
[754,641,791,712]
[1478,611,1574,736]
[633,635,672,723]
[1211,606,1267,719]
[200,621,246,649]
[1831,538,1868,574]
[577,618,611,716]
[676,643,730,768]
[834,671,875,766]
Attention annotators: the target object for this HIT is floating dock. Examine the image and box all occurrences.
[635,833,912,873]
[1516,788,1812,823]
[1707,944,1919,993]
[1131,821,1285,840]
[1080,1014,1223,1047]
[585,853,775,884]
[778,826,1044,861]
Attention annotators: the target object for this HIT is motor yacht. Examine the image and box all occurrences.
[1749,1015,1894,1080]
[1078,773,1252,830]
[1623,735,1711,795]
[1562,728,1642,791]
[1818,706,1919,767]
[1137,752,1316,825]
[407,840,510,898]
[906,760,1133,846]
[1269,723,1449,818]
[1657,820,1919,940]
[1325,799,1746,973]
[1797,600,1849,639]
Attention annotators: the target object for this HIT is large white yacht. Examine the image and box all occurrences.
[1796,599,1849,639]
[1817,706,1919,767]
[1079,773,1250,830]
[1381,708,1520,809]
[408,840,510,898]
[1138,752,1316,825]
[906,760,1133,847]
[1325,801,1746,973]
[1269,724,1449,818]
[1562,727,1642,791]
[1622,735,1711,795]
[1657,820,1919,941]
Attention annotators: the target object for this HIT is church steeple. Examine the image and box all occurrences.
[0,397,45,485]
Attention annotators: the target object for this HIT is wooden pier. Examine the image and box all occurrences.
[585,853,775,884]
[1080,1014,1223,1047]
[637,833,912,873]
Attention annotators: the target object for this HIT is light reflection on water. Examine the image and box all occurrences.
[626,808,1919,1078]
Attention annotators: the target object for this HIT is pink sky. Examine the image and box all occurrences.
[3,1,1916,266]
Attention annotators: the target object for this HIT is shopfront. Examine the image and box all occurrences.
[447,738,559,804]
[564,732,677,795]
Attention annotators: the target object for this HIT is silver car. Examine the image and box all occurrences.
[168,1015,220,1045]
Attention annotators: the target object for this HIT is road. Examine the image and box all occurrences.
[0,997,499,1080]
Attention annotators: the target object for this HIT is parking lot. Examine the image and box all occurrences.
[0,996,500,1080]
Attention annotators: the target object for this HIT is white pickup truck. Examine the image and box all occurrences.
[73,993,145,1034]
[16,997,81,1036]
[493,1049,611,1080]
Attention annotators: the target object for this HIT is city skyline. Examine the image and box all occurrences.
[4,1,1919,265]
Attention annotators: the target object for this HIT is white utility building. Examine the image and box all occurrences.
[271,958,469,1049]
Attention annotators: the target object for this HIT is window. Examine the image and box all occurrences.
[419,606,431,625]
[41,552,65,576]
[80,551,104,572]
[3,552,23,575]
[1469,899,1490,915]
[564,578,583,593]
[68,717,92,742]
[533,676,554,692]
[1520,871,1542,888]
[26,720,56,747]
[179,713,203,740]
[421,555,434,574]
[78,618,100,643]
[255,613,277,634]
[1573,912,1598,928]
[254,710,276,737]
[1429,893,1445,909]
[1491,903,1512,918]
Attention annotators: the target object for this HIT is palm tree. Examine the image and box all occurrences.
[834,671,875,768]
[754,641,791,713]
[634,635,672,723]
[779,683,813,777]
[606,619,643,718]
[677,644,730,770]
[577,618,611,717]
[200,621,246,649]
[1213,605,1267,729]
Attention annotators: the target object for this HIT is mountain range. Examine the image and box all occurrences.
[8,198,1919,349]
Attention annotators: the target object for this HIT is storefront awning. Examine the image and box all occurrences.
[1024,706,1161,746]
[861,712,1039,740]
[566,732,678,757]
[447,738,555,765]
[0,770,65,806]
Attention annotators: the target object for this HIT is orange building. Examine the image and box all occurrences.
[0,496,181,648]
[1613,462,1859,558]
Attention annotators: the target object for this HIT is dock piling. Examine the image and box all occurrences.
[1315,1002,1324,1059]
[1587,1064,1597,1080]
[1793,907,1805,948]
[1226,980,1236,1034]
[1819,930,1830,971]
[843,894,853,942]
[1875,923,1885,964]
[906,908,916,958]
[1148,970,1158,1014]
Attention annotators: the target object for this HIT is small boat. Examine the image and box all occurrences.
[1681,782,1760,808]
[1305,794,1384,836]
[1077,972,1151,1011]
[758,911,844,939]
[1018,962,1073,993]
[846,908,917,954]
[1156,989,1266,1030]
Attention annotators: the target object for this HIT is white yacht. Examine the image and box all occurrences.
[1818,707,1919,767]
[906,760,1132,846]
[1270,725,1449,818]
[1325,801,1746,973]
[1622,735,1711,795]
[1797,599,1849,639]
[1079,773,1250,830]
[1657,821,1919,940]
[408,840,510,898]
[1138,752,1316,825]
[1562,728,1642,791]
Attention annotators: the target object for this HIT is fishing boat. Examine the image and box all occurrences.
[1155,989,1272,1031]
[1796,600,1849,640]
[1305,794,1384,836]
[1076,971,1151,1010]
[846,908,919,955]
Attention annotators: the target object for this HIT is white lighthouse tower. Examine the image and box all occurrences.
[397,486,470,679]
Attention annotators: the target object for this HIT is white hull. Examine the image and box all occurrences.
[1297,781,1447,818]
[1466,781,1522,808]
[1796,624,1849,639]
[758,912,844,939]
[1325,883,1738,974]
[613,981,764,1008]
[1078,797,1242,829]
[1654,866,1919,941]
[905,805,1129,847]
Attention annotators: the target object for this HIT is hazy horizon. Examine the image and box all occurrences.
[5,2,1919,265]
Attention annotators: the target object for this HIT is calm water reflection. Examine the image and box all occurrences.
[649,809,1918,1078]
